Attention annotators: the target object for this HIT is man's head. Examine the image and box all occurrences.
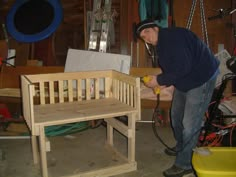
[136,19,159,46]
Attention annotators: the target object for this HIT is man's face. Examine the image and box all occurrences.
[140,27,158,46]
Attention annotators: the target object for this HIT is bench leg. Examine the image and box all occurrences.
[107,121,114,146]
[39,125,48,177]
[128,113,136,162]
[31,135,39,164]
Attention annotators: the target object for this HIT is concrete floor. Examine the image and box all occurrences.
[0,109,196,177]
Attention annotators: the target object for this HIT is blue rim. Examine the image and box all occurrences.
[6,0,63,42]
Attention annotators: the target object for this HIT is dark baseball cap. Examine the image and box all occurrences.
[136,19,158,38]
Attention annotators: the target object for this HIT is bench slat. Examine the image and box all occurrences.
[34,98,137,126]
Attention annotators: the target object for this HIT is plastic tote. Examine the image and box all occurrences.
[192,147,236,177]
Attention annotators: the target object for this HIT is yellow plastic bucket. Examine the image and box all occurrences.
[192,147,236,177]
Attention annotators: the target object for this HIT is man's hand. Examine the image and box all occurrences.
[143,75,158,88]
[143,75,165,88]
[142,75,166,94]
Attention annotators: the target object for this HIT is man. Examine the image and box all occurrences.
[136,19,219,177]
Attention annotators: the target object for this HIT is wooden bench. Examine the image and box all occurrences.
[0,66,171,110]
[0,66,171,127]
[21,70,140,177]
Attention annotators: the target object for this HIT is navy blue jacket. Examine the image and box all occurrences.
[156,27,219,92]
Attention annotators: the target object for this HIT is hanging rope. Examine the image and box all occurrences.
[186,0,197,30]
[200,0,209,46]
[186,0,209,47]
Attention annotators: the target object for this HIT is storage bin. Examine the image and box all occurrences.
[192,147,236,177]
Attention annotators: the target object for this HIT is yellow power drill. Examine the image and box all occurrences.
[142,76,160,95]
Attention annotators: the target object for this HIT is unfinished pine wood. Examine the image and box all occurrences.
[0,88,21,97]
[21,70,140,177]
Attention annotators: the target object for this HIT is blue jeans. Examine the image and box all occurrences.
[170,77,216,169]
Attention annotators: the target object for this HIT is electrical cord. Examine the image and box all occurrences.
[146,73,236,151]
[194,73,236,146]
[151,92,203,153]
[151,93,173,150]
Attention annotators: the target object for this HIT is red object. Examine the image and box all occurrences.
[0,104,12,119]
[0,57,3,65]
